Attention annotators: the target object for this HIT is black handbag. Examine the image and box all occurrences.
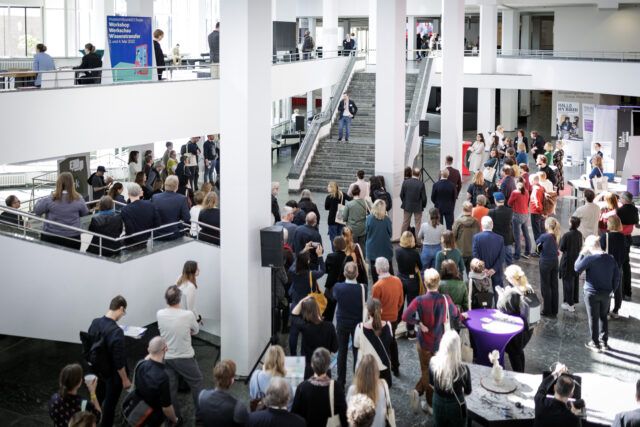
[122,361,153,426]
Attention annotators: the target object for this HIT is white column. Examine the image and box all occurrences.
[126,0,153,17]
[219,0,272,375]
[519,15,531,117]
[307,91,315,119]
[275,99,281,124]
[375,0,406,239]
[322,0,338,112]
[477,2,497,135]
[500,9,520,131]
[368,0,377,64]
[407,16,416,61]
[441,0,465,169]
[98,0,115,85]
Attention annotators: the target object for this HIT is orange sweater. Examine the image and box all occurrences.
[472,206,489,223]
[372,276,405,322]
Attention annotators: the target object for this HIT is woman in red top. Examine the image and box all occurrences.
[509,179,532,260]
[519,164,531,194]
[529,174,545,241]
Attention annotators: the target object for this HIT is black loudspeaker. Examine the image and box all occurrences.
[260,225,284,267]
[419,120,429,137]
[295,115,305,132]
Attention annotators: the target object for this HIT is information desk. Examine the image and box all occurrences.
[567,178,628,210]
[464,309,524,367]
[466,364,636,427]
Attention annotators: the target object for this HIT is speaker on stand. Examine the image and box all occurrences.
[419,120,435,184]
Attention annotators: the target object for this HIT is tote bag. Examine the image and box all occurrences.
[382,379,397,427]
[335,193,346,225]
[482,166,496,182]
[326,380,341,427]
[591,168,608,193]
[308,271,328,314]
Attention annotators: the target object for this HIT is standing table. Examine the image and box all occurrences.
[464,309,524,367]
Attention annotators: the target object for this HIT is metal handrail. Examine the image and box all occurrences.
[404,55,435,166]
[288,53,362,180]
[496,48,640,62]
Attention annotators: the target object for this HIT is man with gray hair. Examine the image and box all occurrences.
[332,261,367,388]
[247,377,305,426]
[120,183,160,250]
[131,336,180,425]
[372,257,404,377]
[275,205,298,247]
[292,211,322,268]
[151,175,190,240]
[157,285,203,420]
[473,216,506,291]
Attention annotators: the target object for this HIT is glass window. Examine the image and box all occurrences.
[0,8,7,57]
[8,7,25,57]
[44,8,65,57]
[26,7,43,56]
[0,7,43,57]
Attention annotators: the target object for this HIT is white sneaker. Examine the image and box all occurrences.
[561,303,570,310]
[421,400,433,415]
[410,390,420,413]
[567,305,575,312]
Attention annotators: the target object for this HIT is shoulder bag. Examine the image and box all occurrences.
[381,379,397,427]
[335,193,346,225]
[121,361,153,426]
[417,270,426,296]
[482,160,497,182]
[249,371,266,412]
[591,167,608,193]
[326,380,341,427]
[308,271,328,315]
[443,294,452,333]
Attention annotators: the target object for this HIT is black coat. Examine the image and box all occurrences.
[431,179,457,215]
[271,195,281,222]
[120,200,160,248]
[298,197,320,224]
[534,375,581,427]
[446,166,462,196]
[400,177,427,213]
[325,251,347,291]
[153,40,165,79]
[559,230,583,278]
[488,205,514,246]
[199,208,220,245]
[74,52,102,84]
[151,192,190,240]
[248,408,306,427]
[337,99,357,117]
[325,193,352,225]
[292,224,322,267]
[88,213,123,257]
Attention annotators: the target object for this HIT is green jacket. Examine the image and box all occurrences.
[439,279,469,312]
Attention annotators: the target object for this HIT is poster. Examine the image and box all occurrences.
[582,103,594,145]
[106,16,153,82]
[58,154,90,198]
[556,101,581,140]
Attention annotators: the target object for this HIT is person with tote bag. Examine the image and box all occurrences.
[346,354,396,427]
[354,298,394,387]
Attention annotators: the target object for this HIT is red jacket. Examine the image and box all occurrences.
[529,184,544,214]
[508,189,530,214]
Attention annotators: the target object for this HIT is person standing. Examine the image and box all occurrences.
[323,236,348,323]
[151,176,190,240]
[292,212,322,267]
[365,200,393,283]
[529,130,545,161]
[467,133,486,173]
[452,202,481,275]
[337,92,358,142]
[472,216,506,291]
[203,135,217,185]
[444,155,462,197]
[346,354,391,427]
[354,299,394,387]
[348,170,370,200]
[401,168,428,238]
[418,208,446,269]
[403,269,462,414]
[617,192,639,301]
[271,182,281,223]
[434,231,466,279]
[342,34,355,53]
[343,186,371,258]
[185,137,201,191]
[302,30,315,59]
[86,296,131,427]
[208,22,220,78]
[466,171,488,207]
[333,262,367,388]
[89,166,113,201]
[157,285,203,420]
[371,258,404,377]
[536,217,561,317]
[247,377,305,426]
[509,179,532,260]
[612,380,640,427]
[325,181,352,250]
[395,231,423,340]
[515,129,529,153]
[153,29,166,80]
[48,364,101,427]
[575,235,620,352]
[127,151,141,182]
[499,166,517,203]
[529,174,545,242]
[33,43,55,88]
[488,192,514,267]
[431,169,457,230]
[600,215,627,318]
[199,360,248,426]
[559,217,583,313]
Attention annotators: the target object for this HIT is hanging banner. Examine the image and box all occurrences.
[106,16,153,82]
[556,101,581,140]
[58,154,90,198]
[582,103,594,145]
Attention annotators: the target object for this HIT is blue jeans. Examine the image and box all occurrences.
[512,213,532,258]
[328,224,344,251]
[338,116,352,141]
[531,213,544,241]
[420,244,441,270]
[204,160,214,183]
[504,244,514,268]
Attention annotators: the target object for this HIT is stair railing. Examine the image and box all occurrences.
[287,53,363,190]
[404,54,436,167]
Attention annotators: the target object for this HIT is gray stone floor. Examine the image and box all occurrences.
[2,118,640,425]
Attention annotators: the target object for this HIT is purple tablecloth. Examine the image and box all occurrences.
[464,308,524,367]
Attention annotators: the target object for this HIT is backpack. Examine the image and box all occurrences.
[80,322,119,378]
[374,188,392,211]
[87,172,96,186]
[542,191,557,216]
[469,277,494,309]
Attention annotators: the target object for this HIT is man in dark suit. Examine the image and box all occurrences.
[613,379,640,427]
[534,363,581,427]
[488,192,514,267]
[292,212,322,268]
[121,183,160,250]
[445,155,462,197]
[431,169,457,230]
[530,130,546,161]
[472,216,505,290]
[400,168,427,238]
[151,176,190,240]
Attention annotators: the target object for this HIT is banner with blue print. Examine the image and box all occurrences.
[106,16,153,82]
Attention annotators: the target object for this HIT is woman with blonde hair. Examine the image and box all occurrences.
[589,154,605,192]
[536,217,561,317]
[343,226,368,284]
[600,215,626,318]
[395,231,423,340]
[466,170,488,207]
[428,330,472,426]
[347,354,392,427]
[198,191,220,244]
[34,172,89,250]
[502,264,539,333]
[354,298,394,386]
[325,180,352,250]
[249,344,294,410]
[365,199,393,282]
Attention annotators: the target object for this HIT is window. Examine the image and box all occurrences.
[0,6,43,57]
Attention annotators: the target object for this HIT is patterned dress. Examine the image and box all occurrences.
[48,393,100,427]
[553,149,564,191]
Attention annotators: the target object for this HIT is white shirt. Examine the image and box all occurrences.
[348,179,370,199]
[573,202,601,239]
[128,163,141,181]
[178,281,199,321]
[157,307,199,359]
[189,205,202,236]
[539,179,553,193]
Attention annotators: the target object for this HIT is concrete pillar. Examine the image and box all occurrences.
[374,0,406,239]
[477,2,497,135]
[368,0,377,64]
[500,10,520,131]
[407,16,416,60]
[308,18,317,41]
[441,0,465,169]
[322,0,338,112]
[219,0,272,375]
[519,15,531,117]
[274,99,281,124]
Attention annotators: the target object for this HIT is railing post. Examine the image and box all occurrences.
[99,236,102,257]
[149,230,154,250]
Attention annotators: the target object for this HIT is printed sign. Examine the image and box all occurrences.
[106,16,153,82]
[556,101,581,140]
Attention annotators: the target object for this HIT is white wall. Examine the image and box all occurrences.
[554,6,640,52]
[0,235,220,343]
[294,0,441,17]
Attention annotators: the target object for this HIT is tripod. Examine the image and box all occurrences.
[419,136,436,184]
[244,267,280,384]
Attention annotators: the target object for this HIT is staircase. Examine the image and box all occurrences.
[300,72,417,192]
